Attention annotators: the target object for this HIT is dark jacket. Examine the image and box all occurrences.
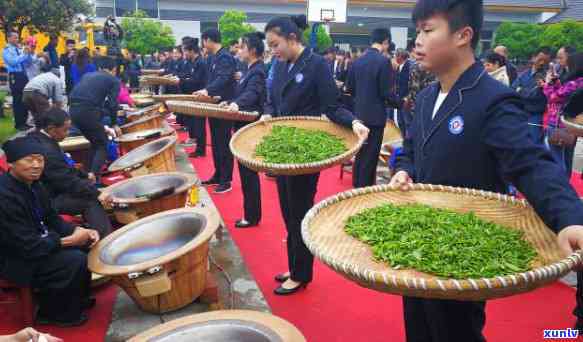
[346,47,399,127]
[234,60,266,114]
[0,173,75,285]
[396,59,412,100]
[206,47,237,101]
[69,71,121,124]
[265,48,355,128]
[506,62,518,85]
[59,53,74,94]
[178,56,208,94]
[395,62,583,232]
[511,67,548,117]
[26,131,99,200]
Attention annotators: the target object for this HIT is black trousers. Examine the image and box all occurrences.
[397,109,413,139]
[276,173,319,283]
[53,193,112,237]
[403,297,487,342]
[8,72,28,129]
[70,105,108,176]
[32,248,90,322]
[574,272,583,321]
[353,125,385,188]
[234,122,261,223]
[184,116,207,154]
[209,117,233,184]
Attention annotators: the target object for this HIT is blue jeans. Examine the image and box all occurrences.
[544,131,575,177]
[528,114,544,146]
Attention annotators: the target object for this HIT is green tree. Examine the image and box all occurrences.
[120,11,175,55]
[218,10,255,47]
[0,0,93,36]
[493,22,545,61]
[303,24,333,53]
[540,20,583,52]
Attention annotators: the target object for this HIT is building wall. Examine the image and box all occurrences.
[95,0,550,47]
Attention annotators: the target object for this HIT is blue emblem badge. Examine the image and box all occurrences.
[448,115,464,135]
[295,73,304,83]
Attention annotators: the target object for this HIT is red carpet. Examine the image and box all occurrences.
[188,138,583,342]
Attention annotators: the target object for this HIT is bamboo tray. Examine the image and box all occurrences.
[166,100,259,122]
[561,115,583,137]
[139,75,179,86]
[141,69,164,75]
[153,94,220,104]
[230,116,364,175]
[301,183,583,301]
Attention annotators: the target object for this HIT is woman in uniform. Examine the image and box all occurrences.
[263,15,369,295]
[221,32,267,228]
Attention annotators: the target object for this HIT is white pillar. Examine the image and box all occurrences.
[390,27,408,50]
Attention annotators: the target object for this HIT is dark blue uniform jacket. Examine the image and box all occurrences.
[396,62,583,232]
[234,60,266,114]
[206,47,237,102]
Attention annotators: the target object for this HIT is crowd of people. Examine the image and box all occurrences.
[1,0,583,340]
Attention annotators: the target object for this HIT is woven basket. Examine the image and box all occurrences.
[153,94,220,104]
[166,100,260,122]
[139,75,179,86]
[230,116,363,176]
[561,115,583,137]
[141,69,164,75]
[302,183,583,301]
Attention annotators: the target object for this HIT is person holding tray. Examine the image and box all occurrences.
[390,0,583,341]
[194,28,238,194]
[220,32,267,228]
[263,15,369,295]
[178,39,208,158]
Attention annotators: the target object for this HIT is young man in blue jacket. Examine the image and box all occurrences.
[391,0,583,341]
[194,28,237,194]
[346,28,399,188]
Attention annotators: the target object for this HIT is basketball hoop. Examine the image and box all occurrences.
[308,0,347,24]
[321,9,335,23]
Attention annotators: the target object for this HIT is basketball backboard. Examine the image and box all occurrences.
[307,0,348,23]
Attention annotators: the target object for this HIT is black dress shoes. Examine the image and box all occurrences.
[274,282,307,296]
[274,273,290,283]
[201,178,220,186]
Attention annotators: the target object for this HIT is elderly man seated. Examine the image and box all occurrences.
[0,137,99,327]
[26,108,112,237]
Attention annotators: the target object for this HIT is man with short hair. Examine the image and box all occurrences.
[27,108,112,237]
[60,39,76,95]
[395,48,413,137]
[69,57,121,182]
[23,62,65,127]
[346,28,399,188]
[0,137,99,327]
[2,32,33,131]
[494,45,517,84]
[512,47,552,145]
[195,28,237,194]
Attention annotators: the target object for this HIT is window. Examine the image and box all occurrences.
[138,0,158,18]
[115,0,135,17]
[114,0,158,18]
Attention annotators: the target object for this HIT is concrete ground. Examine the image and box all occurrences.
[104,146,269,341]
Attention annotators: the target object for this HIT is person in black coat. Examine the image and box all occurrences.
[346,28,400,188]
[59,39,76,95]
[392,1,583,341]
[194,28,237,194]
[26,108,112,237]
[264,15,369,295]
[220,32,267,228]
[395,48,413,137]
[0,137,100,326]
[69,57,121,182]
[178,40,208,157]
